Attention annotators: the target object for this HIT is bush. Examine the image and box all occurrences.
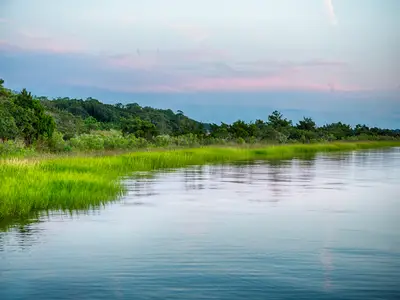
[47,131,70,152]
[101,130,130,150]
[154,135,172,147]
[128,136,149,148]
[173,134,200,147]
[275,132,288,144]
[236,137,245,145]
[0,139,34,156]
[69,134,105,151]
[247,136,258,144]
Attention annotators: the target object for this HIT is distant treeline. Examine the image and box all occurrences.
[0,78,399,154]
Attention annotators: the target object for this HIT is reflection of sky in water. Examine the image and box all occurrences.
[1,149,400,300]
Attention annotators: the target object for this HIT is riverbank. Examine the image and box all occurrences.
[1,141,399,223]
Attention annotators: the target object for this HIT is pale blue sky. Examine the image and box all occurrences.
[0,0,399,127]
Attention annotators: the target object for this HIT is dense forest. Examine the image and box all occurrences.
[0,78,399,154]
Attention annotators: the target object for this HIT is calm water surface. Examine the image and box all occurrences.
[1,149,400,300]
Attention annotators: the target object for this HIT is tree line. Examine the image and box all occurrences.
[0,78,399,154]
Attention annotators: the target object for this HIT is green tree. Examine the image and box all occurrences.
[210,122,230,139]
[121,117,158,139]
[0,104,18,141]
[229,120,250,139]
[296,117,316,131]
[85,116,100,131]
[267,110,292,129]
[0,79,12,98]
[13,89,56,145]
[321,122,353,140]
[354,124,370,136]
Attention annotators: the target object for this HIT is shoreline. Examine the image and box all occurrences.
[1,141,400,224]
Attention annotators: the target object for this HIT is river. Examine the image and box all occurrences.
[1,148,400,300]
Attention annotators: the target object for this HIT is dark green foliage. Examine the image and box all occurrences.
[267,110,292,129]
[296,117,316,131]
[230,120,251,139]
[320,122,353,140]
[0,77,399,155]
[44,104,86,140]
[0,81,18,142]
[84,116,101,131]
[40,97,206,136]
[121,117,159,139]
[12,89,55,145]
[0,80,56,146]
[0,100,18,141]
[209,122,230,139]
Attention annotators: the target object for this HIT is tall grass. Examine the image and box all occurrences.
[1,141,399,224]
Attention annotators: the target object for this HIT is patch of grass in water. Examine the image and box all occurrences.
[1,141,399,227]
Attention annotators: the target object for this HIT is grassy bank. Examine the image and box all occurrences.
[1,141,399,223]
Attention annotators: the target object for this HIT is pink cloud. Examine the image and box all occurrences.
[0,26,367,94]
[179,75,360,93]
[68,69,362,94]
[0,40,16,51]
[67,78,183,94]
[241,59,347,68]
[0,28,86,55]
[0,18,8,23]
[104,48,229,71]
[77,53,362,94]
[17,29,85,54]
[106,53,158,70]
[24,40,84,54]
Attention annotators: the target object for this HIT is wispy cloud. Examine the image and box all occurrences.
[0,18,8,24]
[0,40,15,51]
[325,0,337,25]
[104,48,229,72]
[80,8,136,26]
[0,23,379,95]
[2,29,86,54]
[178,70,359,93]
[71,59,359,94]
[168,24,210,43]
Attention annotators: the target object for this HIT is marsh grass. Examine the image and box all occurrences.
[1,141,399,224]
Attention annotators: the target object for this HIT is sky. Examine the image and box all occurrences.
[0,0,399,128]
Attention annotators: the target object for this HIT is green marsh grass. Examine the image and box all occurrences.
[1,141,400,224]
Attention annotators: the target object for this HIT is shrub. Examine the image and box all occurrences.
[69,134,105,151]
[154,135,172,147]
[101,130,130,150]
[47,131,69,152]
[236,137,245,145]
[174,134,200,147]
[0,139,34,156]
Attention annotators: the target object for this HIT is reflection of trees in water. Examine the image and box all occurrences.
[226,162,258,185]
[245,158,317,201]
[125,172,158,199]
[264,160,294,201]
[0,212,42,233]
[183,166,205,191]
[179,159,320,202]
[324,148,398,170]
[318,152,353,168]
[15,224,41,250]
[182,163,255,191]
[0,222,44,252]
[296,159,318,189]
[265,158,317,202]
[354,148,397,169]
